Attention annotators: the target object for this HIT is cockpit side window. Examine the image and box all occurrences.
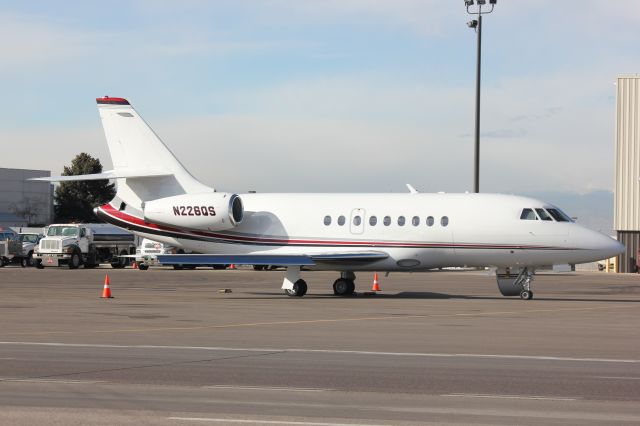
[520,208,537,220]
[535,208,553,221]
[546,208,572,222]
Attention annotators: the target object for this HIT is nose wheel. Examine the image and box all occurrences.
[520,290,533,300]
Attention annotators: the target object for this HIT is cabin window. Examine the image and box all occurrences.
[412,216,420,226]
[323,215,331,226]
[426,216,434,226]
[398,216,406,226]
[441,216,449,227]
[535,208,553,221]
[353,215,362,226]
[338,215,346,226]
[520,208,537,220]
[546,208,572,222]
[369,216,377,226]
[383,216,391,226]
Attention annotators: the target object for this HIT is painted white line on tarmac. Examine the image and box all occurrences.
[203,385,332,392]
[442,393,580,401]
[0,377,106,384]
[169,418,387,426]
[1,341,639,364]
[595,376,640,380]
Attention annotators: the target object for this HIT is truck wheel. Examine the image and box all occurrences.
[173,264,184,270]
[138,263,149,271]
[26,251,33,267]
[36,260,44,269]
[0,258,6,267]
[68,252,81,269]
[20,257,28,268]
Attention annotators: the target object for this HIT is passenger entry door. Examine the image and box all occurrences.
[350,208,365,235]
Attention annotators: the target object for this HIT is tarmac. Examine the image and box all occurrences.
[0,266,639,425]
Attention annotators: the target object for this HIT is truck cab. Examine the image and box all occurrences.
[34,223,136,269]
[34,224,93,269]
[136,238,177,270]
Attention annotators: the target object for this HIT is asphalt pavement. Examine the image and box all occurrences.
[0,266,639,425]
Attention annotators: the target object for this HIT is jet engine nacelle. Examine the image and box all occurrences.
[143,192,243,232]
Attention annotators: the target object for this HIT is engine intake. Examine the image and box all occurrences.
[144,192,243,232]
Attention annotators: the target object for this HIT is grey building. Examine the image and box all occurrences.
[614,76,640,272]
[0,168,53,226]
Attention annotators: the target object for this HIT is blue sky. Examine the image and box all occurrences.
[1,0,639,203]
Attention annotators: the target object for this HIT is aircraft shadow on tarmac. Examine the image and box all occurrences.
[242,291,640,303]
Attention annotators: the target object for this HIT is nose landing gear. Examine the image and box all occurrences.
[496,267,535,300]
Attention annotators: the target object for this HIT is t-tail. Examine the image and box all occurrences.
[33,97,243,229]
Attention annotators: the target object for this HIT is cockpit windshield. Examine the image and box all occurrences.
[535,208,553,221]
[47,226,79,237]
[520,208,537,220]
[520,207,573,222]
[546,207,572,222]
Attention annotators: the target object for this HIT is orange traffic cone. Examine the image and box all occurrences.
[101,274,114,299]
[371,272,381,291]
[132,261,138,269]
[229,264,236,270]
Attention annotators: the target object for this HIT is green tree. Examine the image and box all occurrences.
[54,153,116,222]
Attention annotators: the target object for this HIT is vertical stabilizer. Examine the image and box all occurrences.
[96,97,212,207]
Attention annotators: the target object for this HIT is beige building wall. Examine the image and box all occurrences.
[614,76,640,272]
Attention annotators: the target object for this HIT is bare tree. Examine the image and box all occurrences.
[9,196,47,225]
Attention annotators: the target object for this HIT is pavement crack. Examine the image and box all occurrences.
[0,350,286,384]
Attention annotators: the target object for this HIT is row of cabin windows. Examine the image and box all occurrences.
[520,208,572,222]
[324,215,449,227]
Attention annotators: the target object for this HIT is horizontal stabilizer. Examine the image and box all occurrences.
[156,251,389,266]
[30,169,172,182]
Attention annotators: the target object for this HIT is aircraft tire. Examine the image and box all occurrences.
[520,290,533,300]
[333,278,354,296]
[285,279,307,297]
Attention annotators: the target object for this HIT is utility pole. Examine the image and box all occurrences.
[465,0,497,193]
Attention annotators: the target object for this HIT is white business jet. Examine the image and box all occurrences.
[34,97,624,300]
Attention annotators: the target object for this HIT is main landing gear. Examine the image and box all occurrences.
[282,268,307,297]
[285,279,308,297]
[333,271,356,296]
[281,269,358,298]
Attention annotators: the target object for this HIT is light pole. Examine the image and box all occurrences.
[465,0,496,193]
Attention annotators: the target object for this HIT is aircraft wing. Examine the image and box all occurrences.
[156,251,388,266]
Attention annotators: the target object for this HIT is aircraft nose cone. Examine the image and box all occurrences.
[605,236,625,259]
[592,231,624,261]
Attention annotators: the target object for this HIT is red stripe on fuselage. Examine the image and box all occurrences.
[97,203,565,250]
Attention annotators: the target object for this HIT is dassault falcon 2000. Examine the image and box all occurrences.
[34,97,623,300]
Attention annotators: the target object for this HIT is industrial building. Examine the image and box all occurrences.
[614,76,640,272]
[0,168,53,227]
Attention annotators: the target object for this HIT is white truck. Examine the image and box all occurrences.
[135,238,176,270]
[0,229,43,267]
[34,224,136,269]
[135,238,227,270]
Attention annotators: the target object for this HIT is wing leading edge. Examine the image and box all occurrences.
[156,251,389,266]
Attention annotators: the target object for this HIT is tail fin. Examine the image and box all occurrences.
[34,97,213,210]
